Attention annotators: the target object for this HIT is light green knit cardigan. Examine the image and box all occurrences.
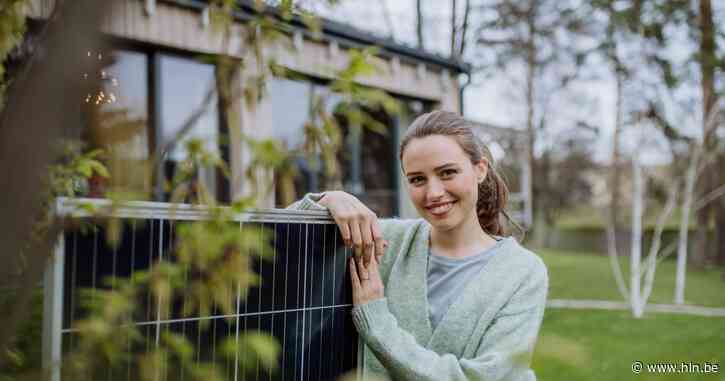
[288,193,548,381]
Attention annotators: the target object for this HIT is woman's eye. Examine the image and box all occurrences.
[409,177,424,185]
[442,169,457,177]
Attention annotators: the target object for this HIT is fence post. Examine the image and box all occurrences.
[42,232,64,381]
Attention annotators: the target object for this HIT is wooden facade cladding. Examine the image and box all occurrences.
[25,0,460,108]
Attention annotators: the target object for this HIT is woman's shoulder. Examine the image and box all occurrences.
[378,218,427,247]
[496,237,548,282]
[379,217,425,234]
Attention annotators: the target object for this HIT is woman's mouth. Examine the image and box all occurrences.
[427,201,456,217]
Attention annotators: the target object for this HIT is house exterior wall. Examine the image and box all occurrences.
[26,0,462,215]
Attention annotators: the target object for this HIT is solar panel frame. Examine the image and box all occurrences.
[43,197,359,381]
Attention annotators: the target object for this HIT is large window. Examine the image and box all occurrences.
[98,51,151,195]
[98,47,228,202]
[158,54,221,201]
[269,76,429,217]
[268,77,315,204]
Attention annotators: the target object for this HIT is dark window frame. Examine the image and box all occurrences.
[269,72,433,216]
[105,38,231,203]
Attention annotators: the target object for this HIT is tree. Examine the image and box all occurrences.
[0,1,110,369]
[616,0,723,303]
[475,0,588,246]
[693,0,725,267]
[0,0,27,107]
[416,0,424,50]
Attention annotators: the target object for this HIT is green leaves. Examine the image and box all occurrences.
[48,140,110,197]
[220,331,280,373]
[0,0,27,107]
[288,46,401,191]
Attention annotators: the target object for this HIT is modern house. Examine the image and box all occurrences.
[25,0,475,220]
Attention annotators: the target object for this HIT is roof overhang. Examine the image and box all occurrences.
[163,0,472,74]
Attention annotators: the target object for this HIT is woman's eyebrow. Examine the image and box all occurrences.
[405,163,459,176]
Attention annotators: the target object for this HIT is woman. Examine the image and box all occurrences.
[288,110,548,381]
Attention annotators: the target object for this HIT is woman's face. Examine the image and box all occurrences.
[401,135,487,232]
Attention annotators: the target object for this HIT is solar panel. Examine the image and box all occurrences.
[44,198,358,380]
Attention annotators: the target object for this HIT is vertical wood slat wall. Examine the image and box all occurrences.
[24,0,459,105]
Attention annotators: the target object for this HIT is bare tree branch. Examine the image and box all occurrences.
[458,0,471,57]
[693,182,725,211]
[416,0,424,49]
[606,224,630,302]
[378,0,396,40]
[641,180,678,303]
[450,0,457,58]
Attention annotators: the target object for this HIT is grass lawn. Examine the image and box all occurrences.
[534,308,725,380]
[538,249,725,307]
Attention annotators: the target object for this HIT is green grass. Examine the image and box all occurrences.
[555,205,695,230]
[534,308,725,380]
[539,249,725,307]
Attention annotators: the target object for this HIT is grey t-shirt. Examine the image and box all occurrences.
[426,237,508,330]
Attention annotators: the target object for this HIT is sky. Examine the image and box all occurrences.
[295,0,723,166]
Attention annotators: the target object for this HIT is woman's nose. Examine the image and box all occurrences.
[426,179,445,199]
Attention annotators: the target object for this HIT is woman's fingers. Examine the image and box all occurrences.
[371,220,386,260]
[355,254,369,280]
[324,192,386,265]
[349,257,361,304]
[350,220,363,257]
[349,252,385,306]
[332,214,351,247]
[360,216,375,265]
[338,218,352,247]
[349,257,361,287]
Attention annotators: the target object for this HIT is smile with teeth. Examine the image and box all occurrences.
[428,201,456,215]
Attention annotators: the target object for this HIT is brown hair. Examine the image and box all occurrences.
[399,110,516,237]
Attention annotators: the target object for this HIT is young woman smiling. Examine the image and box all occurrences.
[288,110,548,381]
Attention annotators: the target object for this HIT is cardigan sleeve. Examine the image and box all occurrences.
[286,193,421,286]
[352,260,548,381]
[285,192,329,211]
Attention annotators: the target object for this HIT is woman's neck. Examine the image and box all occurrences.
[429,213,498,258]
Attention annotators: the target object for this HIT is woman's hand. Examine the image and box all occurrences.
[349,253,384,306]
[318,191,388,264]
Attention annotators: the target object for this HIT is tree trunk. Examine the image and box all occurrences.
[676,140,700,305]
[416,0,424,49]
[716,193,725,265]
[642,182,678,304]
[458,0,471,57]
[450,0,457,57]
[0,0,110,364]
[526,13,538,245]
[694,0,716,265]
[607,71,628,301]
[630,152,644,318]
[378,0,396,40]
[716,154,725,265]
[610,71,623,233]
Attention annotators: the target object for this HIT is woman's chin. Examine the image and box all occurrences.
[426,213,459,230]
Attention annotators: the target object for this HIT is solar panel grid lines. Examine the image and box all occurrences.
[320,225,326,379]
[50,204,359,381]
[300,223,308,381]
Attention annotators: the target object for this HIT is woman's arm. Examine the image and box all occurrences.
[351,257,548,381]
[285,192,329,211]
[286,191,388,263]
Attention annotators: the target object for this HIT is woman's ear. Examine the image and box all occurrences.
[476,158,489,184]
